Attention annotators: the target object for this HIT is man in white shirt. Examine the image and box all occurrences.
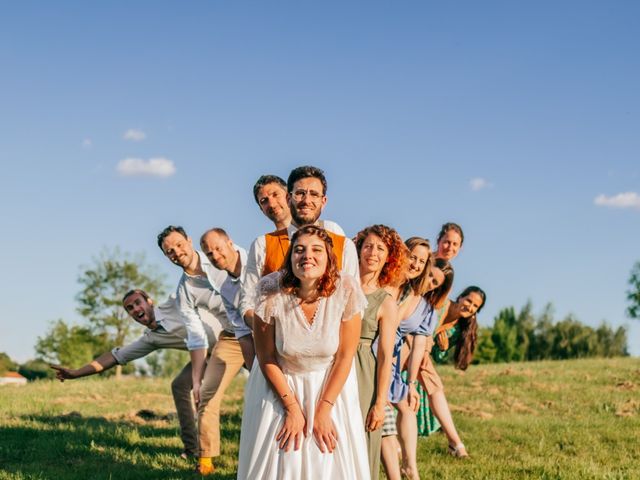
[158,225,247,476]
[252,174,291,231]
[240,166,359,330]
[51,289,218,459]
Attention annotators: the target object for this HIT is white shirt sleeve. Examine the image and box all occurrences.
[341,237,360,278]
[175,278,209,351]
[239,235,265,317]
[321,219,345,236]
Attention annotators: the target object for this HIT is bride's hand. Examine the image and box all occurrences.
[313,402,338,453]
[276,402,307,451]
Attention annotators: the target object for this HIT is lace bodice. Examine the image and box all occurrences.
[255,272,368,373]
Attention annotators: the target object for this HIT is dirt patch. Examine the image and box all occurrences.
[503,399,537,415]
[615,381,635,391]
[450,404,494,420]
[615,399,639,417]
[531,381,561,392]
[540,400,554,409]
[451,399,495,420]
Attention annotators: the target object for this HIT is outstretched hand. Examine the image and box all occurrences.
[50,365,75,382]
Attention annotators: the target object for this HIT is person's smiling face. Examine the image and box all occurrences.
[291,233,328,282]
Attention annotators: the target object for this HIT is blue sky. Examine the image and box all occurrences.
[1,1,639,362]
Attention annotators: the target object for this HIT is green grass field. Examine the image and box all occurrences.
[1,357,639,479]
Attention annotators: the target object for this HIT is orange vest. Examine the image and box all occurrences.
[262,228,345,276]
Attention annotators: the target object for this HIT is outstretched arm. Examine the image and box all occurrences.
[50,352,118,382]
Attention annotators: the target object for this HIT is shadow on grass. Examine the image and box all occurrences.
[0,412,242,480]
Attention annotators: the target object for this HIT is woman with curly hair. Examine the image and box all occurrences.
[353,224,406,480]
[238,225,370,479]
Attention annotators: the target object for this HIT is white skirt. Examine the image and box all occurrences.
[237,361,370,480]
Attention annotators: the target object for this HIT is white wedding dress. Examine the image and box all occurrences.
[237,272,370,480]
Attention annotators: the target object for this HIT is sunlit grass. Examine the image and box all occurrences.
[0,357,638,479]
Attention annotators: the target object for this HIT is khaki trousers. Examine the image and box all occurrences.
[170,362,198,454]
[198,332,244,457]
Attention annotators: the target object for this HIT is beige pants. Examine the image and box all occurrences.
[198,332,244,457]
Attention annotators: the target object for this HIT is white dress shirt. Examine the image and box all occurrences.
[175,251,229,351]
[219,247,252,339]
[111,294,220,364]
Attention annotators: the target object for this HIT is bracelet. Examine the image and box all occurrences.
[321,398,335,406]
[409,380,419,386]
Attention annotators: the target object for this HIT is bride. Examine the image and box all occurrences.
[237,225,370,480]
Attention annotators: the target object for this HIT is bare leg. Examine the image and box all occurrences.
[429,390,466,454]
[395,398,419,479]
[380,435,402,480]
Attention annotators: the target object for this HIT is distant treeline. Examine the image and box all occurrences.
[472,302,628,364]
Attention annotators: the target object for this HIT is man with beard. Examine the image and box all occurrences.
[240,165,359,330]
[158,225,246,476]
[51,289,218,460]
[252,174,291,231]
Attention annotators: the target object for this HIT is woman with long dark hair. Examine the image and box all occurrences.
[433,286,486,370]
[416,283,487,458]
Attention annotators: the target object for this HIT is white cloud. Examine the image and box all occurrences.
[594,192,640,209]
[469,177,492,191]
[82,138,92,148]
[123,129,146,141]
[116,157,176,178]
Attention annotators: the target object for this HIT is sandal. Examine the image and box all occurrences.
[448,443,469,458]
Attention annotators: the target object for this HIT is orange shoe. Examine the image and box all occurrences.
[195,458,215,476]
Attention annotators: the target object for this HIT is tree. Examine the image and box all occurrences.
[76,248,167,366]
[35,319,110,367]
[0,352,18,375]
[473,327,497,364]
[145,349,190,377]
[19,359,55,380]
[627,261,640,320]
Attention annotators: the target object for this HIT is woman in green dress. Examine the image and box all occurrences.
[354,224,407,480]
[417,285,487,458]
[432,286,486,367]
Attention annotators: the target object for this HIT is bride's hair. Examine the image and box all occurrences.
[281,225,339,297]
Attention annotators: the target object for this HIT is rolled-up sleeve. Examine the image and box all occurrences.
[176,281,209,351]
[111,337,156,365]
